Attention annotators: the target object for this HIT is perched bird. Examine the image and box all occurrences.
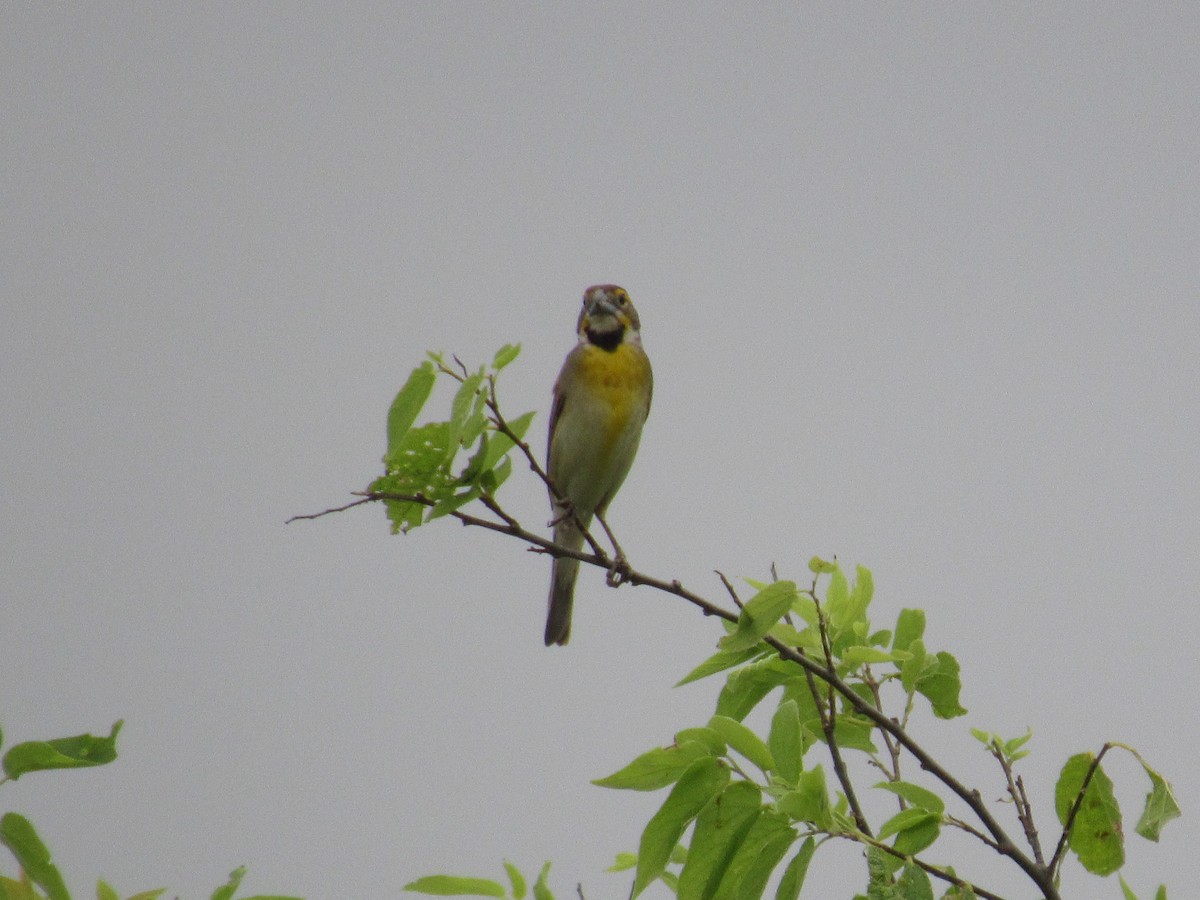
[544,285,653,646]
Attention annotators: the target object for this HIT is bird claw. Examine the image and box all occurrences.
[606,553,631,587]
[547,499,575,529]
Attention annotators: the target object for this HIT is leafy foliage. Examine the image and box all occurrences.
[370,346,533,534]
[392,348,1178,900]
[0,722,297,900]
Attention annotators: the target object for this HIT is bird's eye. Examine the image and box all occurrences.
[616,293,627,305]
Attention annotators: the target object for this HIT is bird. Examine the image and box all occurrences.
[544,285,653,646]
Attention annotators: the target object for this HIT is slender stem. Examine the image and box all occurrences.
[989,739,1046,867]
[806,591,872,837]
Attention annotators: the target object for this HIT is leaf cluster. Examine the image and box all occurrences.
[370,346,532,533]
[0,721,297,900]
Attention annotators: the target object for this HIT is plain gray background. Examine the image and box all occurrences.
[3,5,1195,898]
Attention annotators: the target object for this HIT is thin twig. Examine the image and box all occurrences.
[808,590,871,836]
[286,497,375,522]
[989,739,1045,867]
[714,570,744,609]
[1016,775,1045,866]
[946,815,1003,852]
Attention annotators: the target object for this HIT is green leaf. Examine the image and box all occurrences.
[829,566,873,633]
[891,609,925,653]
[827,714,878,754]
[676,646,762,687]
[634,758,730,897]
[428,485,483,520]
[877,808,935,841]
[503,861,526,899]
[1155,886,1167,900]
[707,716,774,773]
[592,741,715,791]
[0,813,71,900]
[0,874,40,900]
[492,344,521,370]
[676,781,761,900]
[892,816,940,857]
[674,728,727,757]
[873,781,945,816]
[773,837,815,900]
[715,659,795,721]
[446,372,485,456]
[968,727,993,747]
[2,721,123,780]
[808,557,836,574]
[864,846,896,900]
[896,863,934,900]
[385,361,437,466]
[1119,876,1139,900]
[899,639,927,695]
[711,810,795,900]
[842,647,907,665]
[402,875,506,897]
[719,582,798,652]
[1054,753,1124,876]
[775,766,832,829]
[1003,729,1033,760]
[769,700,803,786]
[211,867,246,900]
[374,420,454,531]
[478,410,536,475]
[764,622,821,653]
[825,567,850,627]
[915,652,967,719]
[531,862,552,900]
[1134,760,1181,842]
[606,852,637,873]
[97,882,120,900]
[938,872,978,899]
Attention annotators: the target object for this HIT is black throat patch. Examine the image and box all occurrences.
[586,326,624,352]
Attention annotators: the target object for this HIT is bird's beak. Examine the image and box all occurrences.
[585,295,619,320]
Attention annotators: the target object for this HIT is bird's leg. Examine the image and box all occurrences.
[595,510,630,586]
[547,495,577,529]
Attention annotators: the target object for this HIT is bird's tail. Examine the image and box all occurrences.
[545,517,587,646]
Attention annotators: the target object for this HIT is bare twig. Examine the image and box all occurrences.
[946,815,1003,852]
[1016,775,1045,866]
[988,739,1046,867]
[714,570,744,609]
[286,497,376,522]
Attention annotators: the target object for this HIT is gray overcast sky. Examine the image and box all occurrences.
[2,5,1196,898]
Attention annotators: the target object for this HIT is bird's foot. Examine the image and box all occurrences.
[606,552,632,587]
[547,499,576,529]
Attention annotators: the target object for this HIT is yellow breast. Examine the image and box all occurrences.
[575,343,652,446]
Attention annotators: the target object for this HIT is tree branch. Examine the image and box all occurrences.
[291,487,1061,899]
